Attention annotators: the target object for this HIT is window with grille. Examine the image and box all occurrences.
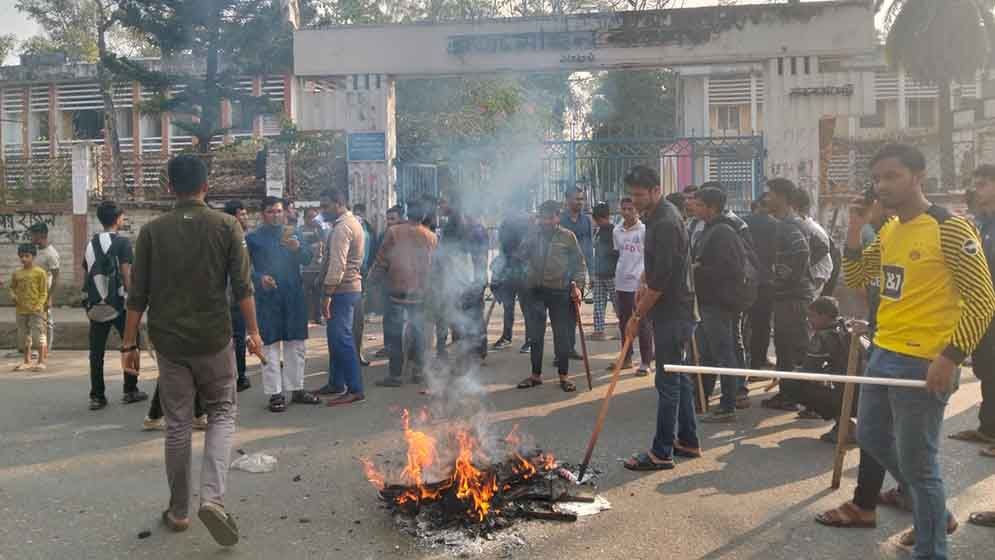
[907,98,936,128]
[717,106,740,134]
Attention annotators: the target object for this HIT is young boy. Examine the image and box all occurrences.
[591,202,618,340]
[10,243,49,371]
[790,296,856,443]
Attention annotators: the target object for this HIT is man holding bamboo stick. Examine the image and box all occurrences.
[842,144,995,559]
[621,166,699,471]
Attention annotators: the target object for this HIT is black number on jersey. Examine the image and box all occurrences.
[882,265,905,300]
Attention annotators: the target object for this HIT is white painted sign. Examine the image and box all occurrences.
[71,144,91,215]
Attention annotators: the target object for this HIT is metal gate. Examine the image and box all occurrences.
[396,163,439,208]
[396,135,765,215]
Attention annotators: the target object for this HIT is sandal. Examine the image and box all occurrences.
[624,451,674,471]
[980,446,995,458]
[948,429,995,444]
[516,377,543,389]
[897,514,958,547]
[268,395,287,413]
[162,510,190,532]
[673,440,702,459]
[815,502,877,529]
[968,511,995,527]
[558,377,576,392]
[878,487,912,511]
[198,502,239,546]
[291,390,321,405]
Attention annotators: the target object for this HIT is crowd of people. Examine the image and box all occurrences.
[18,144,989,552]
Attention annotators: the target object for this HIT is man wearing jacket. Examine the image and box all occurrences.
[321,188,366,407]
[516,200,587,393]
[763,178,814,411]
[693,187,751,423]
[743,195,778,370]
[370,199,438,387]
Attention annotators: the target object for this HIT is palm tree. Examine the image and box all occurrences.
[877,0,995,188]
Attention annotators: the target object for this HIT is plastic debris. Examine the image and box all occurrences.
[231,452,277,473]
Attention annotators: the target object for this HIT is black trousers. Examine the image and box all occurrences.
[790,381,858,421]
[852,449,888,511]
[972,327,995,437]
[527,288,573,376]
[88,314,139,400]
[748,290,774,369]
[499,281,530,342]
[231,308,247,381]
[773,299,811,402]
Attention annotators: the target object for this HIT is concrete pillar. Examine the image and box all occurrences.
[71,144,94,287]
[898,68,908,130]
[252,76,263,140]
[132,82,143,190]
[749,74,758,134]
[48,83,57,157]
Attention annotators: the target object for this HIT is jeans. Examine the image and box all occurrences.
[651,319,698,459]
[353,288,366,359]
[591,277,616,333]
[157,343,237,519]
[748,290,773,369]
[616,291,653,366]
[857,347,955,560]
[88,314,139,400]
[699,306,740,412]
[231,308,247,382]
[971,327,995,438]
[328,292,363,396]
[385,299,426,379]
[499,282,529,342]
[526,288,573,376]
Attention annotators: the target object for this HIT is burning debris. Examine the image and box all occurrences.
[360,409,604,543]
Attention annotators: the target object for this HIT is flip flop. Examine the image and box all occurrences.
[968,511,995,528]
[624,451,674,471]
[878,487,912,511]
[198,502,239,546]
[516,377,543,389]
[814,502,877,529]
[161,510,190,533]
[948,429,995,444]
[673,441,702,459]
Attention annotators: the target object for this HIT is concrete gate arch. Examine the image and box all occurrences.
[292,1,877,218]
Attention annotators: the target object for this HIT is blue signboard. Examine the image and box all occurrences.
[347,132,387,162]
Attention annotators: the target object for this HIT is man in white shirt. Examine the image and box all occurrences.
[613,197,653,376]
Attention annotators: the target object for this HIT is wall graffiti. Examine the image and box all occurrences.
[0,212,59,245]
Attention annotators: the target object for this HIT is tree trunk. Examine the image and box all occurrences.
[198,0,223,154]
[96,19,125,191]
[938,80,956,191]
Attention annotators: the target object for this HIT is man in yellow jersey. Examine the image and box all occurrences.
[844,144,995,560]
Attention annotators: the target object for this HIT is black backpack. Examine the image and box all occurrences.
[713,223,760,312]
[83,233,125,322]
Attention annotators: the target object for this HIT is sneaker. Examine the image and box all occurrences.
[198,502,239,547]
[193,414,208,430]
[492,338,512,350]
[702,409,737,423]
[122,390,149,404]
[519,342,532,354]
[89,397,108,411]
[291,390,322,404]
[236,377,251,392]
[635,366,650,377]
[143,416,165,431]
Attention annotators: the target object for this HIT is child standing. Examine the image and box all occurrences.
[10,243,48,371]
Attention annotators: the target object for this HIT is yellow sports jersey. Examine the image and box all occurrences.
[843,206,995,362]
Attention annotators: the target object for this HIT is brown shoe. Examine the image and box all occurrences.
[162,510,190,533]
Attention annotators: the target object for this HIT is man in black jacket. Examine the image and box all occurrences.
[693,187,750,423]
[763,178,814,410]
[743,195,778,370]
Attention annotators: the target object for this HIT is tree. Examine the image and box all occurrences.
[115,0,290,153]
[0,34,16,64]
[878,0,995,189]
[17,0,132,189]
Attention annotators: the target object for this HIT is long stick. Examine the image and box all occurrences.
[831,330,863,489]
[690,334,708,413]
[578,335,635,483]
[663,364,926,389]
[573,298,594,391]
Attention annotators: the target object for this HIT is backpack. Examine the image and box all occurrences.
[83,233,125,323]
[713,223,760,312]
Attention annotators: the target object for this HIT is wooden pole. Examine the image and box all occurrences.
[690,334,708,413]
[578,335,635,482]
[572,289,594,391]
[831,327,866,489]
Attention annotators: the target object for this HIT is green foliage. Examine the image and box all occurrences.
[115,0,291,152]
[0,34,18,63]
[588,70,676,139]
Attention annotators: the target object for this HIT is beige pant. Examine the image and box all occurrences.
[16,313,46,348]
[156,342,237,518]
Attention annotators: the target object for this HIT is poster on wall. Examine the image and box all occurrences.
[267,150,286,198]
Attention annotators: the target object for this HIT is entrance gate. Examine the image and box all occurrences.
[396,135,765,214]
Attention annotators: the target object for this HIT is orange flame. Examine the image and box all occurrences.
[453,431,498,521]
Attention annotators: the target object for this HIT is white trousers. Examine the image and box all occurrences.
[261,340,306,396]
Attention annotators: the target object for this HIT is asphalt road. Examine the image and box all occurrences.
[0,312,992,560]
